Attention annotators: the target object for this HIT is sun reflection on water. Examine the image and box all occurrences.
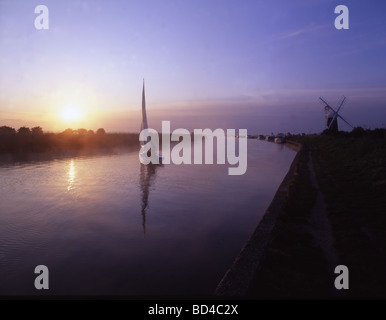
[67,159,75,191]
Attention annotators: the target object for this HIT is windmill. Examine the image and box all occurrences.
[319,96,353,132]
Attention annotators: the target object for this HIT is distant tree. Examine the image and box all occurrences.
[96,128,106,135]
[17,126,31,135]
[76,128,88,135]
[350,126,366,138]
[87,130,95,135]
[0,126,16,136]
[62,128,74,135]
[31,126,43,135]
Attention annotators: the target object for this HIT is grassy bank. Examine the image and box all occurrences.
[248,129,386,299]
[310,131,386,298]
[247,143,331,298]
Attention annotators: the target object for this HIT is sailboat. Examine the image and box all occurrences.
[139,79,163,164]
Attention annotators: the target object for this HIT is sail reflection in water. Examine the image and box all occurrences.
[139,163,162,234]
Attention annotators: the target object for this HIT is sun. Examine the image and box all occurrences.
[61,105,85,122]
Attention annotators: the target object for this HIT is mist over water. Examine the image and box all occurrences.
[0,140,295,295]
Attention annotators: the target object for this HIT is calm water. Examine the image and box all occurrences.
[0,140,296,296]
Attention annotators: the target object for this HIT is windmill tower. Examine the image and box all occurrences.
[319,96,353,132]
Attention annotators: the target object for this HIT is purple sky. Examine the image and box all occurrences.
[1,0,386,134]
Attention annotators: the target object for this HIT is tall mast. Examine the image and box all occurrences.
[142,79,148,131]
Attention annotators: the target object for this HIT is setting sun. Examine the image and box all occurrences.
[61,105,85,122]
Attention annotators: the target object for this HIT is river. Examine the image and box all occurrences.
[0,140,296,296]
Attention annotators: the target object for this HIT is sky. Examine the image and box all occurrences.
[0,0,386,134]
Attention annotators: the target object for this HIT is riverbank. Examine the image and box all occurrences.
[215,140,302,296]
[217,129,386,299]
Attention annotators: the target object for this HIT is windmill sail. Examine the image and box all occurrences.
[319,96,353,132]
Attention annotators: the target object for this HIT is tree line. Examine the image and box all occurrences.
[0,126,139,154]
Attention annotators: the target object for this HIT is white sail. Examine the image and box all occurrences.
[141,79,148,131]
[140,79,149,145]
[139,79,163,164]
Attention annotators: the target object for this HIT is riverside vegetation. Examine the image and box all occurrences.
[0,126,139,161]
